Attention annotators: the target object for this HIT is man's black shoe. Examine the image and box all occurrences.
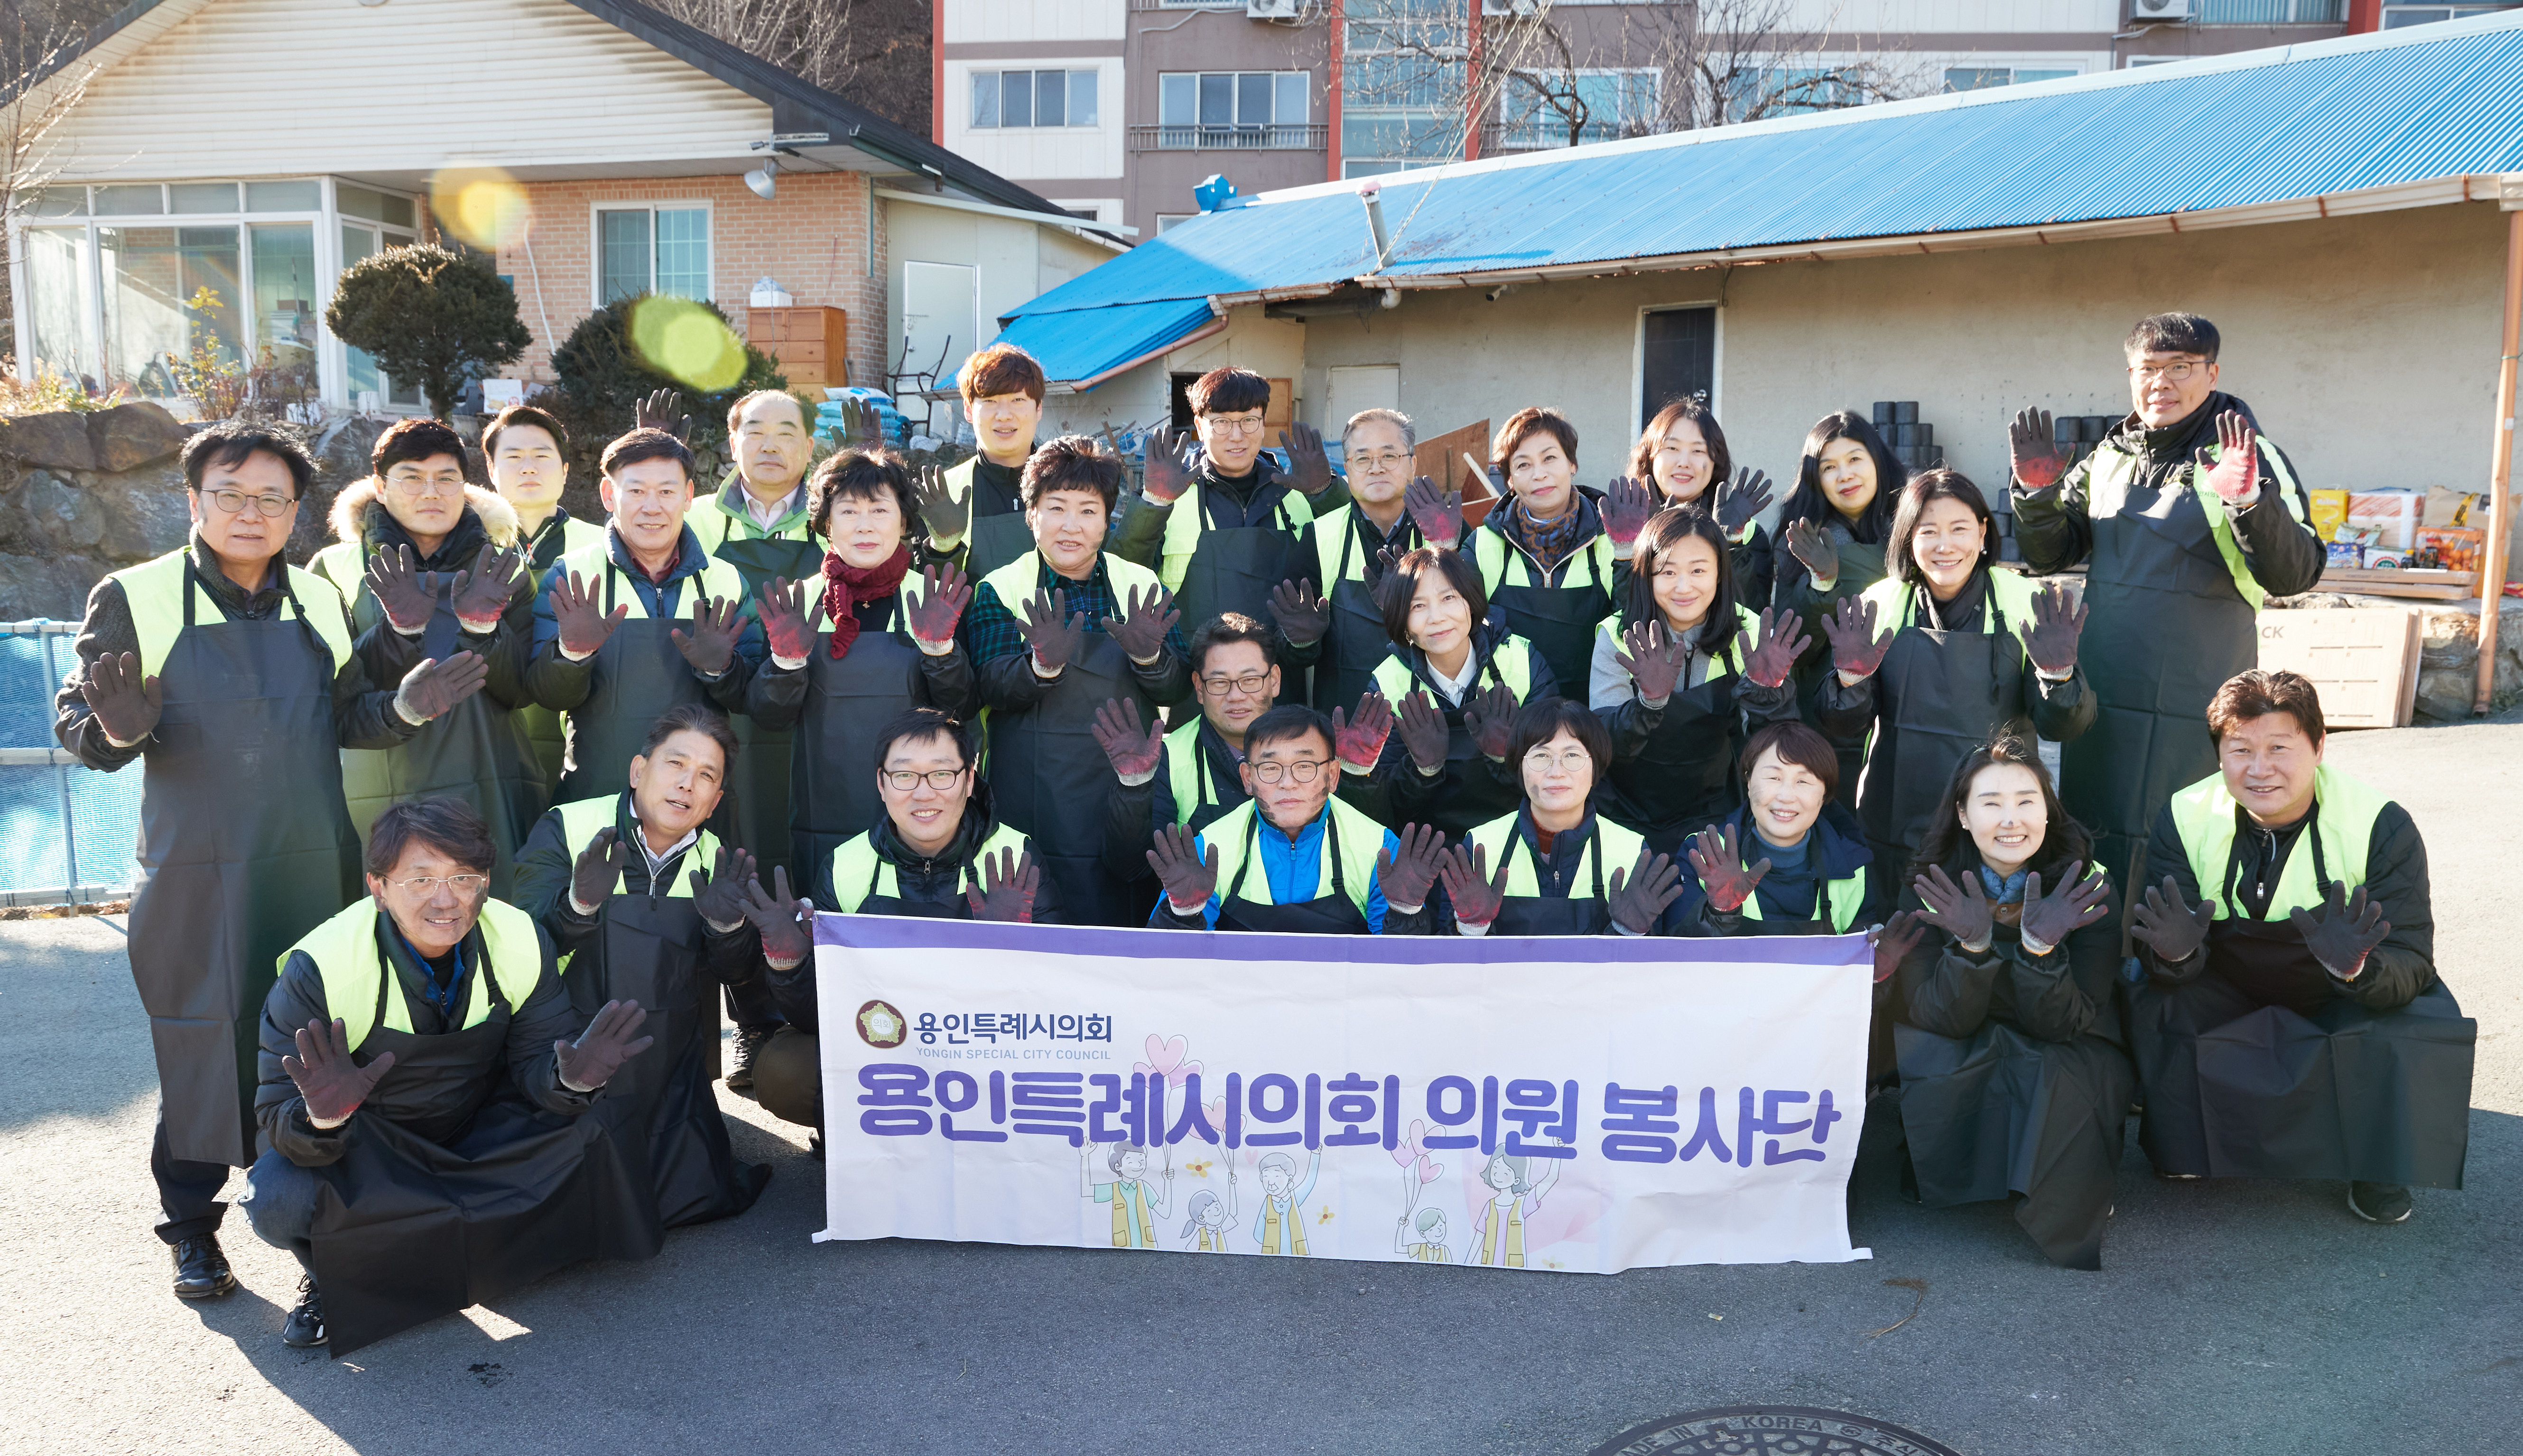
[172,1233,236,1299]
[2349,1181,2413,1224]
[282,1275,325,1348]
[725,1022,777,1091]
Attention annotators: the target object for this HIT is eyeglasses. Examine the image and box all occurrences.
[195,487,298,519]
[385,474,464,498]
[882,768,967,792]
[1250,759,1326,785]
[1348,450,1410,470]
[1200,671,1272,697]
[387,874,489,895]
[2127,360,2204,382]
[1206,414,1267,436]
[1522,749,1594,773]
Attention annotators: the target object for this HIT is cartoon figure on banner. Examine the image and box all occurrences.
[1469,1142,1564,1269]
[1252,1148,1322,1256]
[1083,1142,1173,1249]
[1180,1166,1239,1252]
[1394,1127,1450,1263]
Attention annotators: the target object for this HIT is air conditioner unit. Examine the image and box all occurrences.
[2130,0,2191,20]
[1246,0,1300,19]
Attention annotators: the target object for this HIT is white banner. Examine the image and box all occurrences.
[813,917,1875,1272]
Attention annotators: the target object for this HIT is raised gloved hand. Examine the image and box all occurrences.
[549,570,628,658]
[2023,581,2086,677]
[1739,607,1810,690]
[2009,407,2068,491]
[1269,579,1329,648]
[1140,426,1196,506]
[912,464,969,548]
[1913,865,1995,952]
[756,577,826,664]
[1461,682,1517,762]
[1781,518,1837,585]
[1146,824,1218,915]
[571,826,629,912]
[1603,475,1658,550]
[1869,910,1926,984]
[1398,690,1448,772]
[2018,862,2111,954]
[1715,467,1774,538]
[906,565,973,652]
[1279,422,1332,497]
[396,651,490,722]
[78,649,162,745]
[2129,875,2216,965]
[1103,584,1181,666]
[1823,595,1892,681]
[1685,823,1770,914]
[1402,474,1463,549]
[687,844,759,929]
[670,595,742,677]
[1019,588,1087,675]
[2289,881,2392,981]
[1091,697,1165,780]
[1375,823,1445,911]
[1332,692,1393,773]
[2198,409,2261,506]
[965,847,1042,923]
[741,865,812,965]
[1607,847,1685,935]
[365,545,440,634]
[634,387,690,440]
[1614,620,1686,705]
[281,1017,397,1124]
[1439,842,1509,931]
[554,999,654,1091]
[449,544,524,632]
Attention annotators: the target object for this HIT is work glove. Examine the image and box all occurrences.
[2022,582,2087,677]
[905,566,974,654]
[1912,865,1996,954]
[1439,842,1510,933]
[670,595,742,677]
[1019,588,1087,675]
[570,826,630,914]
[1102,584,1181,666]
[1869,910,1926,984]
[281,1017,397,1125]
[1823,595,1892,681]
[1332,692,1394,774]
[1140,427,1196,506]
[1402,474,1463,549]
[1613,620,1686,706]
[2129,875,2216,965]
[2289,881,2392,982]
[1607,846,1686,935]
[742,865,813,966]
[634,388,691,440]
[1684,823,1770,915]
[2016,862,2111,956]
[912,464,969,548]
[756,577,826,664]
[2198,410,2261,506]
[77,650,162,745]
[1278,421,1333,497]
[1269,579,1330,648]
[2009,407,2068,491]
[1603,475,1658,551]
[1146,824,1218,916]
[554,1000,654,1091]
[1738,607,1810,690]
[549,569,628,658]
[687,845,758,929]
[1375,823,1445,911]
[365,545,441,634]
[448,544,524,633]
[1461,682,1518,762]
[1398,689,1449,773]
[1714,467,1774,539]
[395,651,490,722]
[1091,698,1166,782]
[965,847,1042,924]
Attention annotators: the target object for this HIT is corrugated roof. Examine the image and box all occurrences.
[993,298,1220,392]
[1008,11,2523,350]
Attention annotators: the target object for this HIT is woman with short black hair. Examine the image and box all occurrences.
[1367,546,1558,838]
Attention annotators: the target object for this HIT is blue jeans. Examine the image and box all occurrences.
[239,1149,325,1262]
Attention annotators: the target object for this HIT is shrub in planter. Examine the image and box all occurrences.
[325,243,530,420]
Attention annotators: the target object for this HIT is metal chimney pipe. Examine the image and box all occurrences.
[1358,179,1393,270]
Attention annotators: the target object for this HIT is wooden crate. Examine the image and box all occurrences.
[745,306,849,393]
[2317,566,2479,602]
[2254,606,2421,728]
[1412,418,1501,528]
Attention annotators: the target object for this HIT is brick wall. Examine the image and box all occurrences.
[493,169,889,395]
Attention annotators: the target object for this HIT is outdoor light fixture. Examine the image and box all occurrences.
[744,159,777,200]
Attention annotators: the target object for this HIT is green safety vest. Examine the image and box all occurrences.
[1855,565,2044,644]
[283,897,544,1055]
[1159,478,1315,593]
[1309,504,1402,589]
[2084,433,2309,612]
[110,547,355,678]
[1471,523,1616,596]
[979,550,1165,619]
[1370,635,1535,706]
[1463,811,1645,899]
[1201,797,1387,917]
[2167,764,2390,921]
[1735,863,1870,933]
[544,515,610,561]
[687,476,814,552]
[552,537,749,619]
[1590,602,1762,685]
[552,796,720,899]
[1166,716,1234,825]
[826,821,1031,911]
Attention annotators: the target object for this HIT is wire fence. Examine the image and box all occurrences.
[0,621,141,907]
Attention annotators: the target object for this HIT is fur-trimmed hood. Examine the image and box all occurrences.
[329,477,522,552]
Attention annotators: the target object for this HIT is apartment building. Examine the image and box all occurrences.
[935,0,2516,242]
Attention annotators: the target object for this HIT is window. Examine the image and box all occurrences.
[2381,0,2514,21]
[1639,306,1715,429]
[1156,72,1311,148]
[1731,67,1865,117]
[1343,0,1466,169]
[970,69,1100,129]
[1156,213,1198,232]
[2200,0,2341,18]
[1495,69,1659,149]
[1942,65,2080,92]
[595,205,711,306]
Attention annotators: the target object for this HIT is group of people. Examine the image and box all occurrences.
[57,309,2467,1352]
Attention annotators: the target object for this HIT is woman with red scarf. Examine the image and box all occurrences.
[746,449,978,907]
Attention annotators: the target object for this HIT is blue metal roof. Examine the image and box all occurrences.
[1008,10,2523,371]
[994,297,1217,390]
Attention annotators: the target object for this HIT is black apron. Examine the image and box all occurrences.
[2063,470,2254,895]
[789,615,937,909]
[1605,644,1744,855]
[965,508,1035,587]
[554,566,727,808]
[1405,656,1523,841]
[1214,813,1373,935]
[132,563,362,1168]
[2126,836,2474,1187]
[1489,545,1610,705]
[307,941,659,1355]
[1859,585,2023,864]
[986,629,1148,927]
[1791,528,1888,809]
[695,529,821,888]
[560,878,770,1228]
[1489,828,1612,937]
[1311,520,1397,718]
[1173,486,1301,669]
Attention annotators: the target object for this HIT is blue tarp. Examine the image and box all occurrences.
[0,623,140,901]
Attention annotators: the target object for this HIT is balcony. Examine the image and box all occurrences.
[1129,123,1330,151]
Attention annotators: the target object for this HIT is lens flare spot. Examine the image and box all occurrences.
[428,164,528,250]
[629,296,746,392]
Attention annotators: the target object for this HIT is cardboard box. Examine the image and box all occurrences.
[2309,489,2349,541]
[2417,526,2486,573]
[2345,491,2424,550]
[2255,607,2420,728]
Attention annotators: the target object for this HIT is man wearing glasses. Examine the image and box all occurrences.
[748,707,1054,1146]
[1113,366,1345,687]
[55,423,490,1307]
[2007,313,2324,907]
[1143,705,1440,934]
[1307,408,1437,714]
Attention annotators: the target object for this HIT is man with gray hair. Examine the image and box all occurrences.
[1308,408,1443,713]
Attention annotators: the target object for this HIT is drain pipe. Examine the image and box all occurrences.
[2474,185,2522,714]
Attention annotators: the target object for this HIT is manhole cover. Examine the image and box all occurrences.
[1590,1405,1963,1456]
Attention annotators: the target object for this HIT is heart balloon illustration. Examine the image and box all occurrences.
[1389,1118,1427,1166]
[1419,1157,1443,1184]
[1133,1033,1200,1088]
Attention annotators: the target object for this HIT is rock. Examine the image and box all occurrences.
[0,550,105,621]
[0,410,97,472]
[94,463,194,561]
[19,470,104,550]
[84,401,190,473]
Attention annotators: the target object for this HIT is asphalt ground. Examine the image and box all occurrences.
[7,714,2519,1455]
